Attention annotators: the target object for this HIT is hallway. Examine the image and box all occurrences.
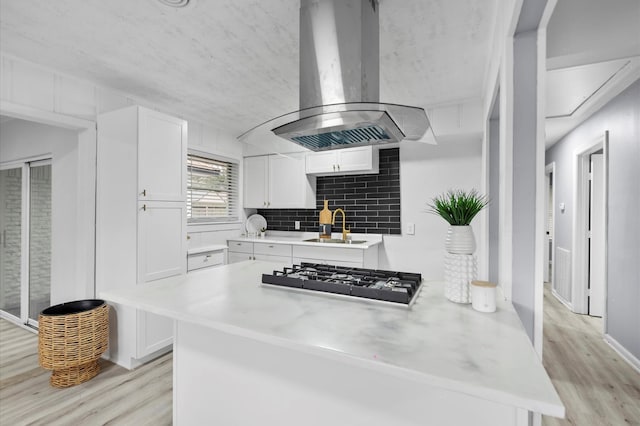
[542,283,640,425]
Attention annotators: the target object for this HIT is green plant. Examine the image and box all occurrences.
[428,189,489,226]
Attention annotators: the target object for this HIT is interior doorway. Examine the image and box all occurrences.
[0,159,52,327]
[572,132,608,324]
[588,151,605,317]
[544,163,555,285]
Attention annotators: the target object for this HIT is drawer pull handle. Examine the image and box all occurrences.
[142,204,146,211]
[141,189,146,197]
[268,245,274,248]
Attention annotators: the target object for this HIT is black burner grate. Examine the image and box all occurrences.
[262,263,422,305]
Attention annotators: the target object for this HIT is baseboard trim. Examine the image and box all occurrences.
[551,288,573,311]
[604,333,640,373]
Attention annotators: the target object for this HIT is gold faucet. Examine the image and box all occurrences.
[332,208,351,241]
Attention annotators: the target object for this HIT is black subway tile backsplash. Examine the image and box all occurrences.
[257,148,401,235]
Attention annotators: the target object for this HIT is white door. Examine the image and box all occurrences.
[243,156,268,208]
[588,154,605,317]
[337,146,373,172]
[138,201,186,283]
[268,154,305,208]
[138,108,187,202]
[305,151,336,174]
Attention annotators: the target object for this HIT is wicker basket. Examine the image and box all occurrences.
[38,300,109,388]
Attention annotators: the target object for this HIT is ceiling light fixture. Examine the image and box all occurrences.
[157,0,190,8]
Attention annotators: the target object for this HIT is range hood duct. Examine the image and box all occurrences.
[239,0,431,151]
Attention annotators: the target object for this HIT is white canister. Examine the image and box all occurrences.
[470,281,497,313]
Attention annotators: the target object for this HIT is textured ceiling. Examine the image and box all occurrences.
[0,0,497,136]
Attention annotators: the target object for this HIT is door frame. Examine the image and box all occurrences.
[571,132,608,321]
[0,157,51,327]
[544,162,556,287]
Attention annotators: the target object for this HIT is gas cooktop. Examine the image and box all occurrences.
[261,263,422,306]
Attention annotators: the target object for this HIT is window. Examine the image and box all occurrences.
[187,153,239,223]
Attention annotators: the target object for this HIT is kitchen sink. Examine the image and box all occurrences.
[303,238,367,244]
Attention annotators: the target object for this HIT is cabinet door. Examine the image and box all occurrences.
[269,154,312,208]
[228,252,253,263]
[306,151,337,174]
[337,146,375,172]
[138,108,187,202]
[137,310,173,358]
[138,201,186,283]
[244,156,268,208]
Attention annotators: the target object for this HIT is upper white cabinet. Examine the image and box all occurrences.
[244,156,269,208]
[244,153,316,209]
[96,105,187,369]
[138,110,187,201]
[305,146,379,175]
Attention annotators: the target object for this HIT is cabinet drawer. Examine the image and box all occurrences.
[254,254,292,264]
[293,257,362,268]
[187,251,225,271]
[228,241,253,254]
[292,246,363,263]
[253,243,292,257]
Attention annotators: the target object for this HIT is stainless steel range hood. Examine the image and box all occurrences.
[238,0,431,151]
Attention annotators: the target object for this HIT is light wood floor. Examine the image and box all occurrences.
[542,284,640,426]
[0,319,172,425]
[2,288,639,425]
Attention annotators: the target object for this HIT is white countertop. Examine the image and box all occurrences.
[100,261,564,418]
[229,232,382,249]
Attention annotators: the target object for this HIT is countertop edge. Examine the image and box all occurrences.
[228,237,383,249]
[100,285,565,418]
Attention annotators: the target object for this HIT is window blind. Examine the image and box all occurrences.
[187,153,239,223]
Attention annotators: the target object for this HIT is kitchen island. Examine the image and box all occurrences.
[100,261,564,425]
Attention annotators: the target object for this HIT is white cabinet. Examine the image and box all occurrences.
[227,240,293,265]
[305,146,379,175]
[293,245,379,269]
[244,154,316,208]
[187,248,226,272]
[138,111,187,201]
[243,156,269,209]
[96,105,187,369]
[138,201,186,282]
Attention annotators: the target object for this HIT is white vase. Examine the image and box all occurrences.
[444,253,477,303]
[445,225,476,254]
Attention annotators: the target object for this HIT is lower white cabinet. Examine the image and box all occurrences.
[293,245,379,269]
[137,311,174,358]
[227,239,379,269]
[187,250,225,272]
[138,201,186,282]
[227,240,293,265]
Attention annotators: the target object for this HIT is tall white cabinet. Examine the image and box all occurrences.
[96,105,187,369]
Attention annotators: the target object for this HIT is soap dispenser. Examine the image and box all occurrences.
[319,199,332,239]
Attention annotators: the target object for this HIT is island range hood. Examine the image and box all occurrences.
[238,0,431,151]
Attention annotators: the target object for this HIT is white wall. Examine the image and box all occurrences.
[546,79,640,363]
[0,118,83,305]
[379,137,483,279]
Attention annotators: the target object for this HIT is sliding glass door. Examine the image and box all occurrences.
[0,160,52,327]
[0,167,23,318]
